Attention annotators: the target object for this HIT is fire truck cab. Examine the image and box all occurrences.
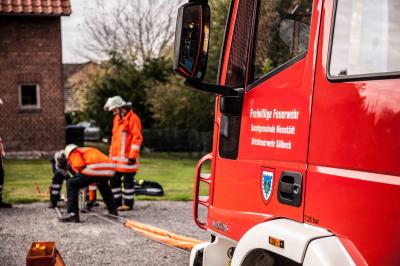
[174,0,400,265]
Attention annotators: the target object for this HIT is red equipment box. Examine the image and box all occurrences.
[26,242,65,266]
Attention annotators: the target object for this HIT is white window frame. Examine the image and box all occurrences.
[18,83,41,109]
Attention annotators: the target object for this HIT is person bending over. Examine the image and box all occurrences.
[58,144,118,223]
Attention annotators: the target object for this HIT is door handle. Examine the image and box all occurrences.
[279,182,293,194]
[278,171,303,207]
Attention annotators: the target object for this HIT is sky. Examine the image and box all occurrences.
[61,0,101,63]
[61,0,182,64]
[61,0,185,64]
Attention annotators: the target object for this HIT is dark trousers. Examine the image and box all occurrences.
[0,159,4,202]
[67,173,117,215]
[49,159,69,206]
[110,172,136,208]
[50,171,68,206]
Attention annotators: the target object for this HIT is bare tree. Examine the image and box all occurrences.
[80,0,183,62]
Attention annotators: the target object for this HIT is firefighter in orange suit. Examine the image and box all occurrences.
[104,96,143,211]
[59,144,118,223]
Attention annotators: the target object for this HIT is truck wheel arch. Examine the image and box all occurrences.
[231,218,335,265]
[190,219,359,266]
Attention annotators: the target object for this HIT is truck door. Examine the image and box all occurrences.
[306,0,400,264]
[207,0,319,241]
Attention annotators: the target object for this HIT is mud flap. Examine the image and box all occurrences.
[135,180,164,196]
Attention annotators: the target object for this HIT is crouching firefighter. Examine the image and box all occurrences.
[48,150,69,208]
[58,144,118,223]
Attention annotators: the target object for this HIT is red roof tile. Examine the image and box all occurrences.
[0,0,71,16]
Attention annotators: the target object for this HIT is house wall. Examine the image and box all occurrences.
[0,16,65,154]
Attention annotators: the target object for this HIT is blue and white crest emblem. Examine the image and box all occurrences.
[262,171,273,201]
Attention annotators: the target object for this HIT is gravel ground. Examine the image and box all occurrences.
[0,201,209,266]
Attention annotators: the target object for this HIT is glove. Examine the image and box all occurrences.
[128,158,136,165]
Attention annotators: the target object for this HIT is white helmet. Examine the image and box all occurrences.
[64,144,78,158]
[103,96,131,111]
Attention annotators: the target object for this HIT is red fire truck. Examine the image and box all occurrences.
[174,0,400,265]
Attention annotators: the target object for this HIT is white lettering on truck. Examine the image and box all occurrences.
[249,108,299,150]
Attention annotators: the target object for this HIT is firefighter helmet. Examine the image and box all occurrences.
[103,96,131,111]
[64,144,78,158]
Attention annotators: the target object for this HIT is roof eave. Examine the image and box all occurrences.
[0,13,71,17]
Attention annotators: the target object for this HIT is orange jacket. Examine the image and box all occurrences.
[67,147,116,177]
[109,110,143,173]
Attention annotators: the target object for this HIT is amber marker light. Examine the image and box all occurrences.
[269,236,285,249]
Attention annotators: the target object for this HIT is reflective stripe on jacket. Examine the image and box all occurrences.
[109,110,143,173]
[67,147,116,177]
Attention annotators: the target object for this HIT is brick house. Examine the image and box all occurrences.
[0,0,71,157]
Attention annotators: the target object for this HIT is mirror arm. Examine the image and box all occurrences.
[189,0,208,4]
[185,78,239,96]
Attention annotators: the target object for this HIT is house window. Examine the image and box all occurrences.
[19,84,40,109]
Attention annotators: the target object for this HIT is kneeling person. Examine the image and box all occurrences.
[60,144,118,223]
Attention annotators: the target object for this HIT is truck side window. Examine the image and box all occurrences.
[329,0,400,78]
[251,0,312,82]
[225,0,255,88]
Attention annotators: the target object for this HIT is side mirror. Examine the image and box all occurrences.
[173,2,210,80]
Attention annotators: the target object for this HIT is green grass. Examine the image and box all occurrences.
[2,160,52,203]
[2,152,210,203]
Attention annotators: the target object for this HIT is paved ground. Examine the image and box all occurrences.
[0,201,209,265]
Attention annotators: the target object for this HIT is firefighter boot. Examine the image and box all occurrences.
[59,213,80,223]
[117,204,132,211]
[0,201,12,208]
[48,189,58,209]
[109,209,118,216]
